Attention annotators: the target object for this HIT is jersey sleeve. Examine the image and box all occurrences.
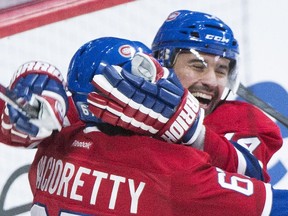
[203,101,283,182]
[171,166,273,216]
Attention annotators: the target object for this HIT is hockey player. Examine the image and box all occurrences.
[1,36,288,216]
[152,10,283,183]
[87,10,283,183]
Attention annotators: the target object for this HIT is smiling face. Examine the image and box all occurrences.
[173,50,230,116]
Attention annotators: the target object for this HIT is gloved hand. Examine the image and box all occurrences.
[87,53,204,145]
[1,61,68,147]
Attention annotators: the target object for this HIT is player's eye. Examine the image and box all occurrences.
[216,65,229,76]
[190,60,207,71]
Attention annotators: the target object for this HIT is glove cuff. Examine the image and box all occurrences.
[158,90,202,143]
[10,61,66,89]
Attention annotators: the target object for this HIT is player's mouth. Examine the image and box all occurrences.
[191,92,213,110]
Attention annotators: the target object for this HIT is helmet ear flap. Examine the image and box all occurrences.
[227,59,240,94]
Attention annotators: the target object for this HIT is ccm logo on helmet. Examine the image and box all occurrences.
[118,45,134,58]
[205,34,229,43]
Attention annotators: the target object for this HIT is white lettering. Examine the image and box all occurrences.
[36,155,47,189]
[40,157,54,191]
[44,158,56,191]
[71,167,91,201]
[170,121,185,139]
[205,34,230,43]
[57,162,75,197]
[161,94,199,142]
[36,156,146,214]
[129,179,146,214]
[109,175,126,209]
[90,170,108,205]
[161,129,177,142]
[48,160,63,194]
[187,94,200,112]
[72,140,92,149]
[11,61,64,86]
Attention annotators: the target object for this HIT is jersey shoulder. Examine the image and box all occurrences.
[206,100,274,124]
[216,100,264,113]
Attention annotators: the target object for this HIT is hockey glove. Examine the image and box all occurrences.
[87,53,204,145]
[1,61,68,147]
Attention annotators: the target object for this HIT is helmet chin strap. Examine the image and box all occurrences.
[170,50,179,67]
[221,87,232,100]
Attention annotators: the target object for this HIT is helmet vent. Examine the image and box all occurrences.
[232,40,238,46]
[179,30,200,39]
[179,30,189,35]
[190,32,200,38]
[204,24,226,32]
[188,25,196,29]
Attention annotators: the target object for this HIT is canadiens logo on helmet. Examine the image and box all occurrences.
[166,11,180,21]
[118,45,134,58]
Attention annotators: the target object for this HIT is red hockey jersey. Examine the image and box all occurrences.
[204,100,283,182]
[28,121,272,216]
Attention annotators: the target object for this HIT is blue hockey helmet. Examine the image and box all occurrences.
[67,37,151,122]
[152,10,240,93]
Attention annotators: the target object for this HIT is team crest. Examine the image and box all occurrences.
[166,11,180,21]
[118,45,134,58]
